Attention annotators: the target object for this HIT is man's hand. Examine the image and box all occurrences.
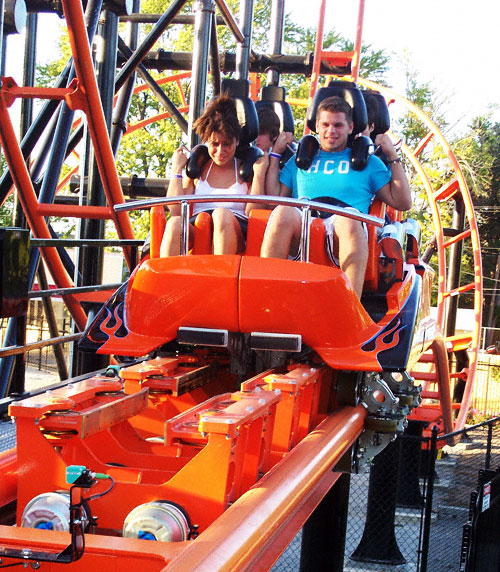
[252,152,269,180]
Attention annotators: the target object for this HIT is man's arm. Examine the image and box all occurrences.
[374,134,412,211]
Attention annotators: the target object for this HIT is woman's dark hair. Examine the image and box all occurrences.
[193,94,241,142]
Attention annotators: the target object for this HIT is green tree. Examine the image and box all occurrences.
[0,196,13,227]
[455,114,500,328]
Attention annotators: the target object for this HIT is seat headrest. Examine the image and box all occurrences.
[362,90,390,138]
[255,86,295,136]
[254,101,295,135]
[261,85,286,101]
[221,78,259,144]
[306,80,367,135]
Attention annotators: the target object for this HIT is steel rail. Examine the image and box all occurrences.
[114,194,386,227]
[0,333,82,359]
[28,283,123,299]
[30,239,142,248]
[164,405,367,571]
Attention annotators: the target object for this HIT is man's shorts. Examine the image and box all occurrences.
[281,206,368,265]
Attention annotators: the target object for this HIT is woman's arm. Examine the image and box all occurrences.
[167,147,195,216]
[245,153,269,215]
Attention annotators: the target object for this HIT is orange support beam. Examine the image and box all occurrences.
[61,0,135,268]
[351,0,366,82]
[0,100,87,330]
[164,405,367,572]
[36,203,114,219]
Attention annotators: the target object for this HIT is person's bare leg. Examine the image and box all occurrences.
[160,216,181,256]
[333,217,368,299]
[160,216,193,256]
[212,208,243,254]
[261,206,301,258]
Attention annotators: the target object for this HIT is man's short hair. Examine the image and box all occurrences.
[258,107,280,141]
[317,96,353,124]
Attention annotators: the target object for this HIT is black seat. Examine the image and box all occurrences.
[361,89,390,139]
[255,85,296,167]
[186,79,263,182]
[254,85,295,135]
[297,80,369,170]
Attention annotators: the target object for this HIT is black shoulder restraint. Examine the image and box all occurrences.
[307,196,352,219]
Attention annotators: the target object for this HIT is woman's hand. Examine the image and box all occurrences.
[252,152,269,181]
[171,147,189,174]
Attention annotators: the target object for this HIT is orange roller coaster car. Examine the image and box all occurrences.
[0,194,429,569]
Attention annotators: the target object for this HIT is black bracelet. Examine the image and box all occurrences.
[388,157,401,164]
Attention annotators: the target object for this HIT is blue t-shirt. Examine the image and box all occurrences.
[279,148,390,213]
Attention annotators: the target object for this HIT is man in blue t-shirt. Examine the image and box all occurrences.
[261,96,411,298]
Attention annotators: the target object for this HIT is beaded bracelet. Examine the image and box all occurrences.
[269,152,281,160]
[387,158,401,164]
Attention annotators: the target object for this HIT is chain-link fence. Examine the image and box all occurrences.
[0,299,72,374]
[433,421,500,572]
[272,418,500,572]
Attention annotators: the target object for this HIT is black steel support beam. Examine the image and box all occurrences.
[188,0,214,147]
[117,36,188,133]
[121,50,350,76]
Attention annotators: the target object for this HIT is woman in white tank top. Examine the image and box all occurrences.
[160,95,267,256]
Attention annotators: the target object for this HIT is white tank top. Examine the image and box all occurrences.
[192,158,249,217]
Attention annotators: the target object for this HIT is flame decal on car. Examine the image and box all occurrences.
[361,317,404,355]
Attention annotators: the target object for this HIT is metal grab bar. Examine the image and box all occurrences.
[114,195,385,260]
[28,283,124,299]
[114,194,385,227]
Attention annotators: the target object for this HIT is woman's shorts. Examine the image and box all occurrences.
[190,209,249,238]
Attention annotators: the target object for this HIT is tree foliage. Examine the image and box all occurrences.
[455,115,500,324]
